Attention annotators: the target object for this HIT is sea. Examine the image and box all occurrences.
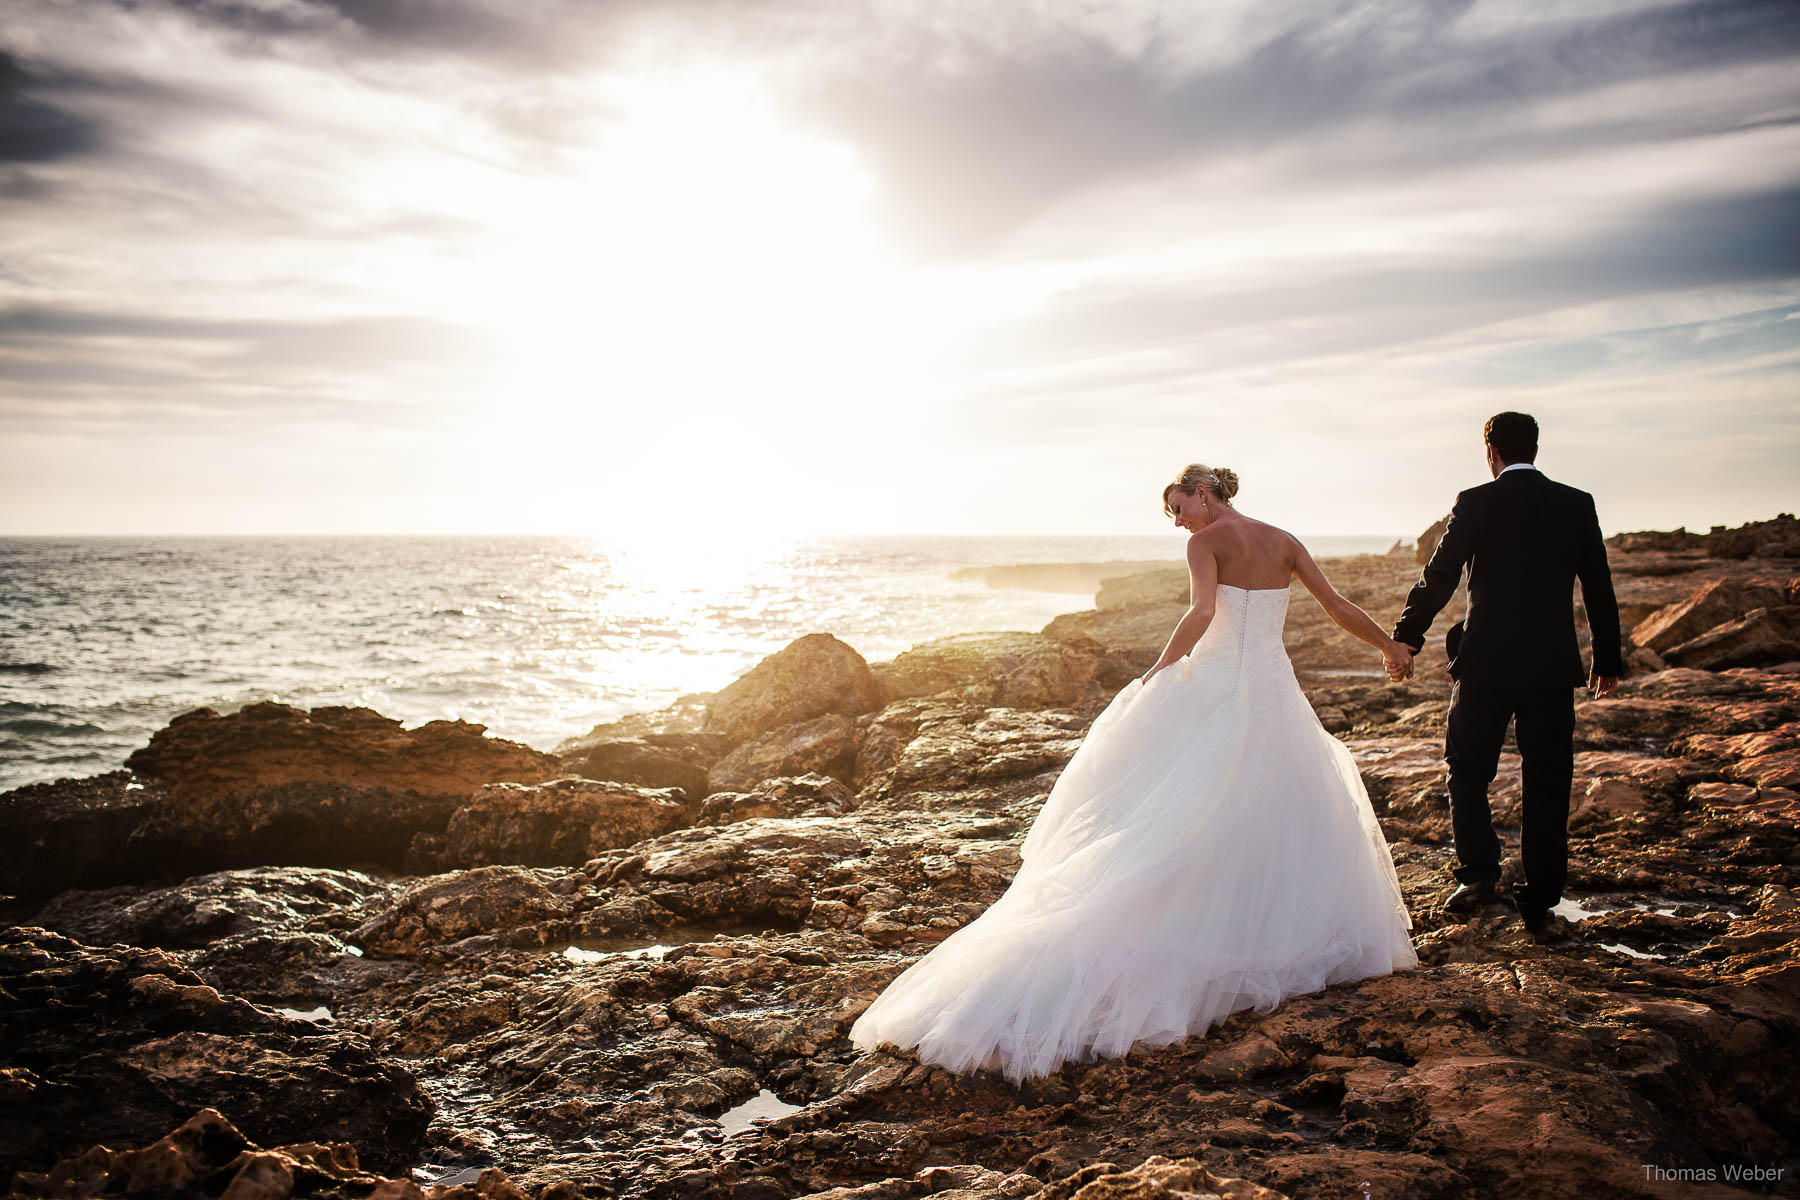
[0,534,1397,793]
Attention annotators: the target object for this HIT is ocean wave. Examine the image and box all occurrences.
[2,532,1404,792]
[1,713,106,736]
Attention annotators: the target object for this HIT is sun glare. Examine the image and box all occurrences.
[436,63,949,537]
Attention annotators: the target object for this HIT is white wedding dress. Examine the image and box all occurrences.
[849,582,1419,1085]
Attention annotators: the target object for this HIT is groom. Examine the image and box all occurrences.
[1389,412,1622,935]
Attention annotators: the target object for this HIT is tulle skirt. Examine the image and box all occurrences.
[848,638,1418,1085]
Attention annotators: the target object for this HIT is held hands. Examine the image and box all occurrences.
[1382,640,1417,683]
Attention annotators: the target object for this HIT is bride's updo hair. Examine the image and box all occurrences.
[1162,463,1240,515]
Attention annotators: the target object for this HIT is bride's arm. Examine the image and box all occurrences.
[1142,536,1219,680]
[1291,538,1414,678]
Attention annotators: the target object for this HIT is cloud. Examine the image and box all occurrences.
[782,0,1800,254]
[0,305,496,433]
[1,0,1796,534]
[0,51,105,162]
[939,183,1800,399]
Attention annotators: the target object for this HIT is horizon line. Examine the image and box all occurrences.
[0,529,1416,542]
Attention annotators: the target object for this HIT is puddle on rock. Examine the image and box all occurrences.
[717,1088,803,1136]
[414,1166,485,1188]
[1598,942,1667,960]
[271,1005,333,1023]
[563,943,671,965]
[1551,895,1742,923]
[1552,897,1609,922]
[558,921,805,968]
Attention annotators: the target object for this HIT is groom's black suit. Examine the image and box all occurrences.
[1392,465,1623,921]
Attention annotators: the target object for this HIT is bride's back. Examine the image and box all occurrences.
[1201,516,1302,591]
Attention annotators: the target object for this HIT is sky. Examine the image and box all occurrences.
[1,0,1797,542]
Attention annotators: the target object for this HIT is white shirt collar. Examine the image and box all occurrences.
[1499,462,1537,475]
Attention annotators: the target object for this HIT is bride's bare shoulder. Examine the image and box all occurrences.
[1247,519,1305,565]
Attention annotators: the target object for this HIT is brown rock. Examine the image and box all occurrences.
[1042,606,1183,678]
[404,778,694,872]
[1043,1154,1288,1200]
[1682,721,1800,788]
[27,865,388,953]
[115,703,559,877]
[7,1107,506,1200]
[348,865,568,956]
[1630,579,1786,653]
[555,732,733,797]
[704,634,885,742]
[126,703,558,820]
[708,713,862,793]
[1570,751,1710,794]
[1607,524,1705,553]
[0,928,431,1178]
[871,632,1099,708]
[1036,567,1196,690]
[0,771,168,898]
[554,697,712,748]
[1690,781,1760,807]
[1610,514,1800,559]
[617,817,866,922]
[1415,514,1451,565]
[1661,605,1800,670]
[1706,512,1800,559]
[1734,749,1800,790]
[1095,569,1187,611]
[878,705,1088,793]
[699,773,856,825]
[1571,776,1647,821]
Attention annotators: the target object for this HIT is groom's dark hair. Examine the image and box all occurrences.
[1484,411,1538,464]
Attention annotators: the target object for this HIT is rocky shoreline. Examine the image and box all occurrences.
[4,515,1799,1200]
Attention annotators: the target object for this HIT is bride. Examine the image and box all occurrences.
[849,463,1421,1084]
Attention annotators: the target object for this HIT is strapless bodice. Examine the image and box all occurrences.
[1205,582,1293,672]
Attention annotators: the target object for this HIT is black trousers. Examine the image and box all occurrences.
[1444,681,1575,919]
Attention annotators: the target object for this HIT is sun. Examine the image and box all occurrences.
[427,62,958,538]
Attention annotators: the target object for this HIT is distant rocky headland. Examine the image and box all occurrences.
[3,514,1798,1200]
[947,561,1178,593]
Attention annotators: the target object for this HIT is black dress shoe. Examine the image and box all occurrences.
[1443,881,1503,914]
[1521,910,1568,941]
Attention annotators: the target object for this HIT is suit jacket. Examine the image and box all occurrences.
[1393,468,1623,688]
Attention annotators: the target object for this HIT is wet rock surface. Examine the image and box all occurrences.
[0,925,433,1179]
[0,769,167,896]
[6,527,1800,1199]
[10,1107,529,1200]
[1,704,564,896]
[407,779,696,873]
